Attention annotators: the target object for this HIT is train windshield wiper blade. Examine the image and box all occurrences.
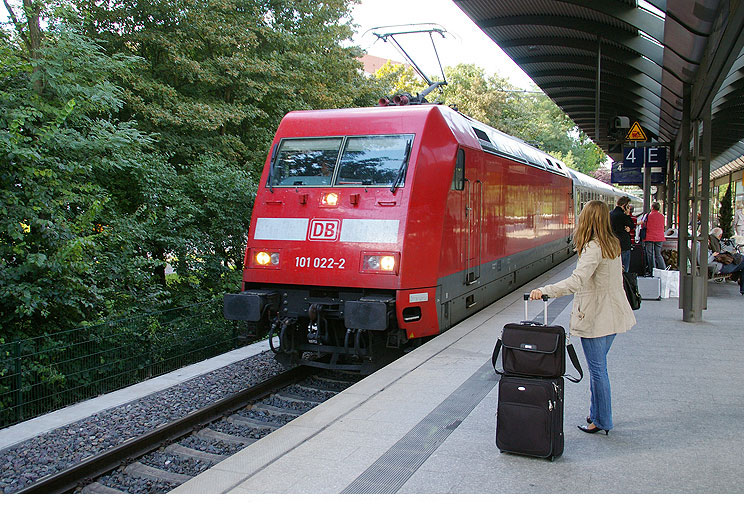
[390,140,412,194]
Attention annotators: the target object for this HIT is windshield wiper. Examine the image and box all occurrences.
[267,144,278,193]
[390,140,412,194]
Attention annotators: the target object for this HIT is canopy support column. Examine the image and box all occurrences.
[679,84,713,323]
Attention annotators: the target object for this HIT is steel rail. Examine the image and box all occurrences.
[18,365,313,494]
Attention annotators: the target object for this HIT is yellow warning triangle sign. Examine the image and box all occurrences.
[625,121,647,142]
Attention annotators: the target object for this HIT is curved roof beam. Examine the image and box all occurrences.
[480,15,664,64]
[556,0,665,41]
[568,109,659,132]
[550,93,659,117]
[540,79,665,111]
[711,141,744,171]
[527,68,663,106]
[499,36,687,85]
[518,53,665,90]
[558,1,704,66]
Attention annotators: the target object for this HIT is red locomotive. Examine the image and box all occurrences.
[225,102,620,373]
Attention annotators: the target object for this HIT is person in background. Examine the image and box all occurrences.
[529,200,636,436]
[610,196,634,272]
[627,204,638,246]
[734,203,744,237]
[708,227,744,295]
[644,201,666,274]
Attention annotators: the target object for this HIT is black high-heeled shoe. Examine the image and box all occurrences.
[577,424,609,435]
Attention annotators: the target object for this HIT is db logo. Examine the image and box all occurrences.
[308,219,340,241]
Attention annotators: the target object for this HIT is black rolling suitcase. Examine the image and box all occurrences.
[629,243,645,275]
[492,295,580,461]
[496,375,564,460]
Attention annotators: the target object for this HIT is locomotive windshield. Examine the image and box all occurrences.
[270,137,342,186]
[269,134,413,187]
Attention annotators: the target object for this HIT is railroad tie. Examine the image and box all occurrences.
[124,461,192,485]
[81,482,128,494]
[248,403,301,417]
[273,391,321,406]
[197,427,256,446]
[165,443,227,465]
[227,414,280,431]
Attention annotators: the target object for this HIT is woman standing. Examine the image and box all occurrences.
[529,200,636,435]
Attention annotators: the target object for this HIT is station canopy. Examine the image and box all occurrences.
[454,0,744,176]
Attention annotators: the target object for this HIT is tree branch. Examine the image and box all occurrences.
[2,0,31,49]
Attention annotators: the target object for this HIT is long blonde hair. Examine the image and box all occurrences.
[574,200,621,259]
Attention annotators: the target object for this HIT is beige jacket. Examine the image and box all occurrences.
[539,239,636,338]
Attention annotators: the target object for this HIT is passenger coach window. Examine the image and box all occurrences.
[270,137,342,186]
[336,134,413,186]
[452,149,465,190]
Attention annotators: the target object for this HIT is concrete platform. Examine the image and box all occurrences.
[173,257,744,494]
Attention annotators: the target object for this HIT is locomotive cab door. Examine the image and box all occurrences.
[465,160,482,285]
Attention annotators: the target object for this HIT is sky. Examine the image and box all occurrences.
[348,0,535,90]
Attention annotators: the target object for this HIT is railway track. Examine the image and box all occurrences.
[18,365,361,494]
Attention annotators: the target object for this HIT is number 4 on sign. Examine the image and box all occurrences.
[622,146,643,168]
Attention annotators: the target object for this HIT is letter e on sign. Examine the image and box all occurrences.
[308,219,340,241]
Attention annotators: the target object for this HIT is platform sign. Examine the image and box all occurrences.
[623,147,644,168]
[623,146,667,168]
[625,121,647,142]
[611,163,666,185]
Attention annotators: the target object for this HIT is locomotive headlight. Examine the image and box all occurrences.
[380,256,395,271]
[321,192,339,206]
[254,250,280,267]
[361,253,399,274]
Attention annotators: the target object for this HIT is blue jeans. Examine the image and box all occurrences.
[621,250,630,272]
[644,241,665,273]
[580,334,616,431]
[719,260,744,293]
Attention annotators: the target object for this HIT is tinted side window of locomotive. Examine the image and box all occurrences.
[271,137,342,186]
[335,135,413,185]
[452,149,465,190]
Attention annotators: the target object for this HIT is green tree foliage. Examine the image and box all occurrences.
[0,27,171,340]
[719,184,733,238]
[374,61,427,98]
[1,1,377,342]
[71,0,373,176]
[440,64,508,125]
[375,61,605,173]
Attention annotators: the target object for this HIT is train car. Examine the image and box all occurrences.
[224,103,630,373]
[569,168,642,217]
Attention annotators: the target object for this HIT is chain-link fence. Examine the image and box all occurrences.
[0,299,247,429]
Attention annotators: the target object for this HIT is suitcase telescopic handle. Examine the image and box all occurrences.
[523,293,549,325]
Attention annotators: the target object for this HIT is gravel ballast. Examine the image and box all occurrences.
[0,349,284,494]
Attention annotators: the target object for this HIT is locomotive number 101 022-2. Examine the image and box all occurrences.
[295,256,346,269]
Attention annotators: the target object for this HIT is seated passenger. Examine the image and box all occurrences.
[708,227,744,295]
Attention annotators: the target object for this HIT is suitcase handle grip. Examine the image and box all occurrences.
[523,293,549,324]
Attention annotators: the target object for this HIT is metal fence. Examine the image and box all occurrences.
[0,299,247,429]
